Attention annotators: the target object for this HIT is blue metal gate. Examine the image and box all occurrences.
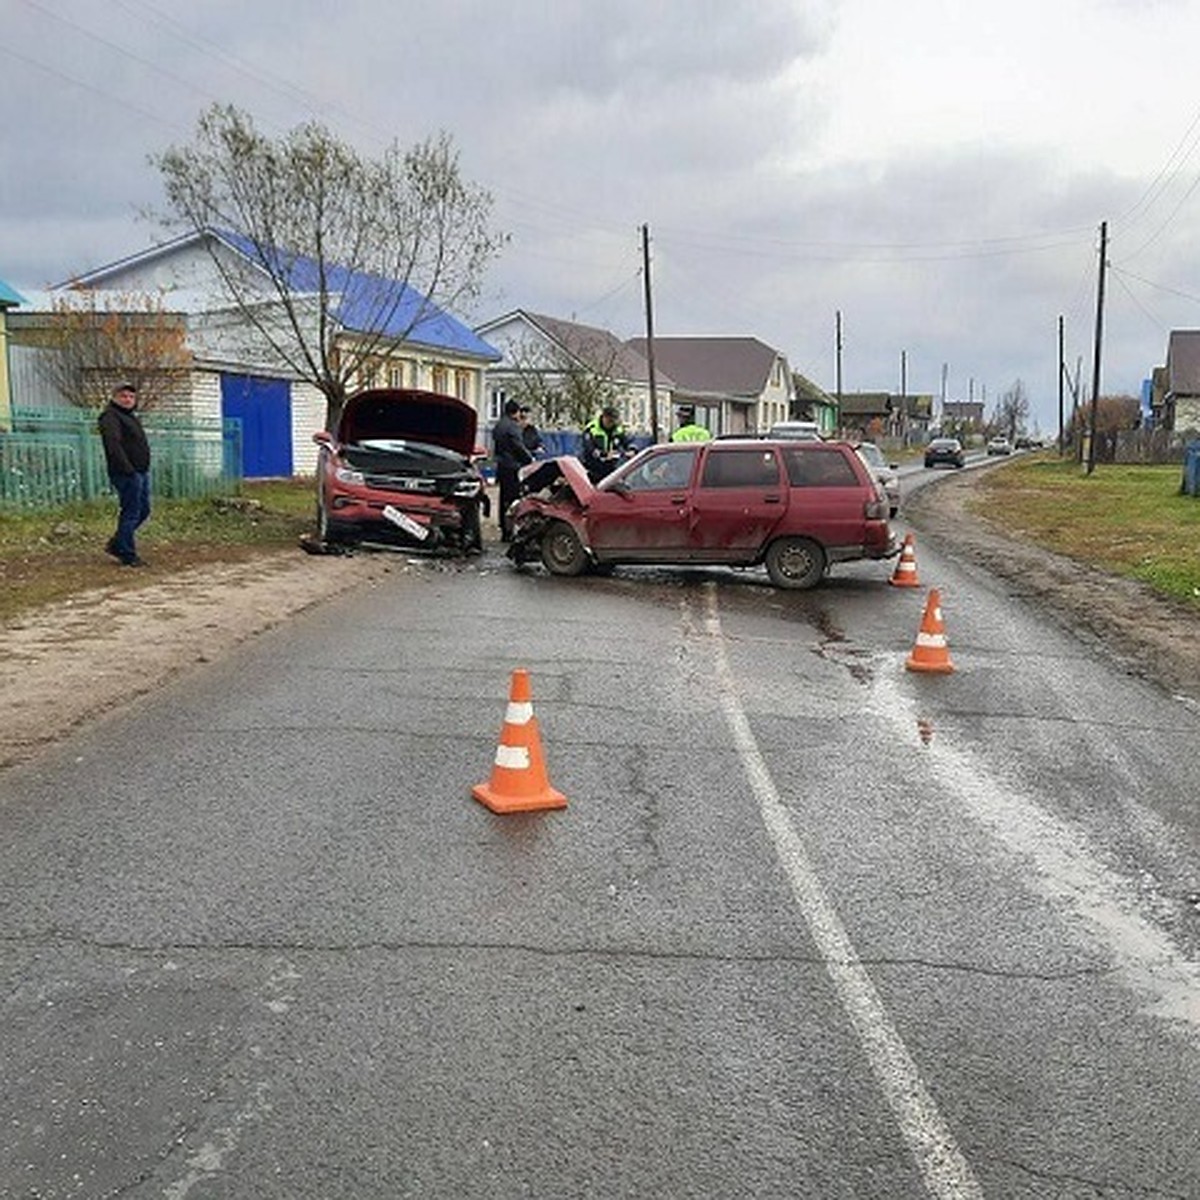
[220,374,293,478]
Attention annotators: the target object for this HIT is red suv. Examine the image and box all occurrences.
[314,388,485,553]
[508,439,897,588]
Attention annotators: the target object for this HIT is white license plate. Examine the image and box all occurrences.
[381,505,430,541]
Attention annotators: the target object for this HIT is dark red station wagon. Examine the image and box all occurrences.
[508,438,898,588]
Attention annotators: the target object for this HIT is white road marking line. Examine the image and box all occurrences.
[702,588,983,1199]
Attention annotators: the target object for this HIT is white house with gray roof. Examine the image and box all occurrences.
[475,309,668,434]
[626,335,793,436]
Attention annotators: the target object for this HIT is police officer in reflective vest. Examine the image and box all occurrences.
[580,405,633,483]
[670,405,711,443]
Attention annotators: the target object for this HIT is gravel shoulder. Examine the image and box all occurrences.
[2,470,1197,772]
[903,467,1200,709]
[0,549,399,770]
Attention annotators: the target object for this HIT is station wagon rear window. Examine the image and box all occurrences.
[782,447,859,487]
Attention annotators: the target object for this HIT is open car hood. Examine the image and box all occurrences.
[335,388,478,457]
[519,455,597,504]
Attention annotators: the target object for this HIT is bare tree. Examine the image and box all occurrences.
[152,104,506,426]
[503,334,625,430]
[991,379,1031,441]
[21,290,192,411]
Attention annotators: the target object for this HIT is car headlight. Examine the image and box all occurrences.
[453,479,482,498]
[334,466,366,486]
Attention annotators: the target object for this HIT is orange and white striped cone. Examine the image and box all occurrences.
[905,588,956,674]
[889,532,921,588]
[472,669,567,813]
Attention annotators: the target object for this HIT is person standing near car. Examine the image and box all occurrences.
[518,405,544,459]
[580,405,633,483]
[492,399,532,541]
[670,404,711,443]
[97,382,151,567]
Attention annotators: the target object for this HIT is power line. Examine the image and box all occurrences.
[1109,265,1200,307]
[0,41,185,131]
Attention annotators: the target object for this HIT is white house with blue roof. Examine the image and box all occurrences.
[59,229,500,477]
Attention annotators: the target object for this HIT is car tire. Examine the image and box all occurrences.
[461,503,483,555]
[540,521,589,576]
[765,536,826,589]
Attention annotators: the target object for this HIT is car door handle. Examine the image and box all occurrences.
[763,493,781,503]
[669,493,687,504]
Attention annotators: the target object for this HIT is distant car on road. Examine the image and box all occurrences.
[854,441,900,516]
[508,438,898,589]
[987,437,1013,456]
[924,437,966,469]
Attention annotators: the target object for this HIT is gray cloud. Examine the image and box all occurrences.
[2,0,1197,435]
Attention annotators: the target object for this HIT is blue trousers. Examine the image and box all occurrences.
[110,471,151,561]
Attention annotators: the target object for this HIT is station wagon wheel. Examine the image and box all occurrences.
[540,521,588,576]
[765,536,825,589]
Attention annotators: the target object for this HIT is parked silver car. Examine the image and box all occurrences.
[854,442,900,516]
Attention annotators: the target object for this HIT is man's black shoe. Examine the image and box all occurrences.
[121,555,146,568]
[105,537,122,560]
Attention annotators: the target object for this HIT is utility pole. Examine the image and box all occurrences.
[1086,220,1108,476]
[1057,315,1065,457]
[835,310,844,436]
[899,349,908,446]
[940,362,948,431]
[641,224,660,443]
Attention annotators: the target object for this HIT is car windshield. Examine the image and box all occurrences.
[857,444,884,467]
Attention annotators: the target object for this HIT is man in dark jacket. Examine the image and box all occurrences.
[97,382,151,567]
[492,399,533,541]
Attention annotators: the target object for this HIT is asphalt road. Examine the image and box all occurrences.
[3,508,1200,1198]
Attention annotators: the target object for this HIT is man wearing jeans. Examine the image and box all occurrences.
[97,383,151,567]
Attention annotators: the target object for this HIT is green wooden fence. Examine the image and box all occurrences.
[0,406,243,509]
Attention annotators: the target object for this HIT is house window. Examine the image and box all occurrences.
[431,365,448,394]
[387,362,404,388]
[455,370,471,402]
[489,388,506,421]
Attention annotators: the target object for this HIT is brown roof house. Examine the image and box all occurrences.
[793,372,838,436]
[625,336,792,437]
[839,391,934,442]
[475,309,665,434]
[1161,331,1200,433]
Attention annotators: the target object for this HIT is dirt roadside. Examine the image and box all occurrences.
[2,472,1197,771]
[902,467,1200,709]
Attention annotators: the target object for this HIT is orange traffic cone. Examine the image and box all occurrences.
[889,533,920,588]
[905,588,955,674]
[473,669,567,813]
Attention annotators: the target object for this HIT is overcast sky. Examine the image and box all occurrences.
[5,0,1200,434]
